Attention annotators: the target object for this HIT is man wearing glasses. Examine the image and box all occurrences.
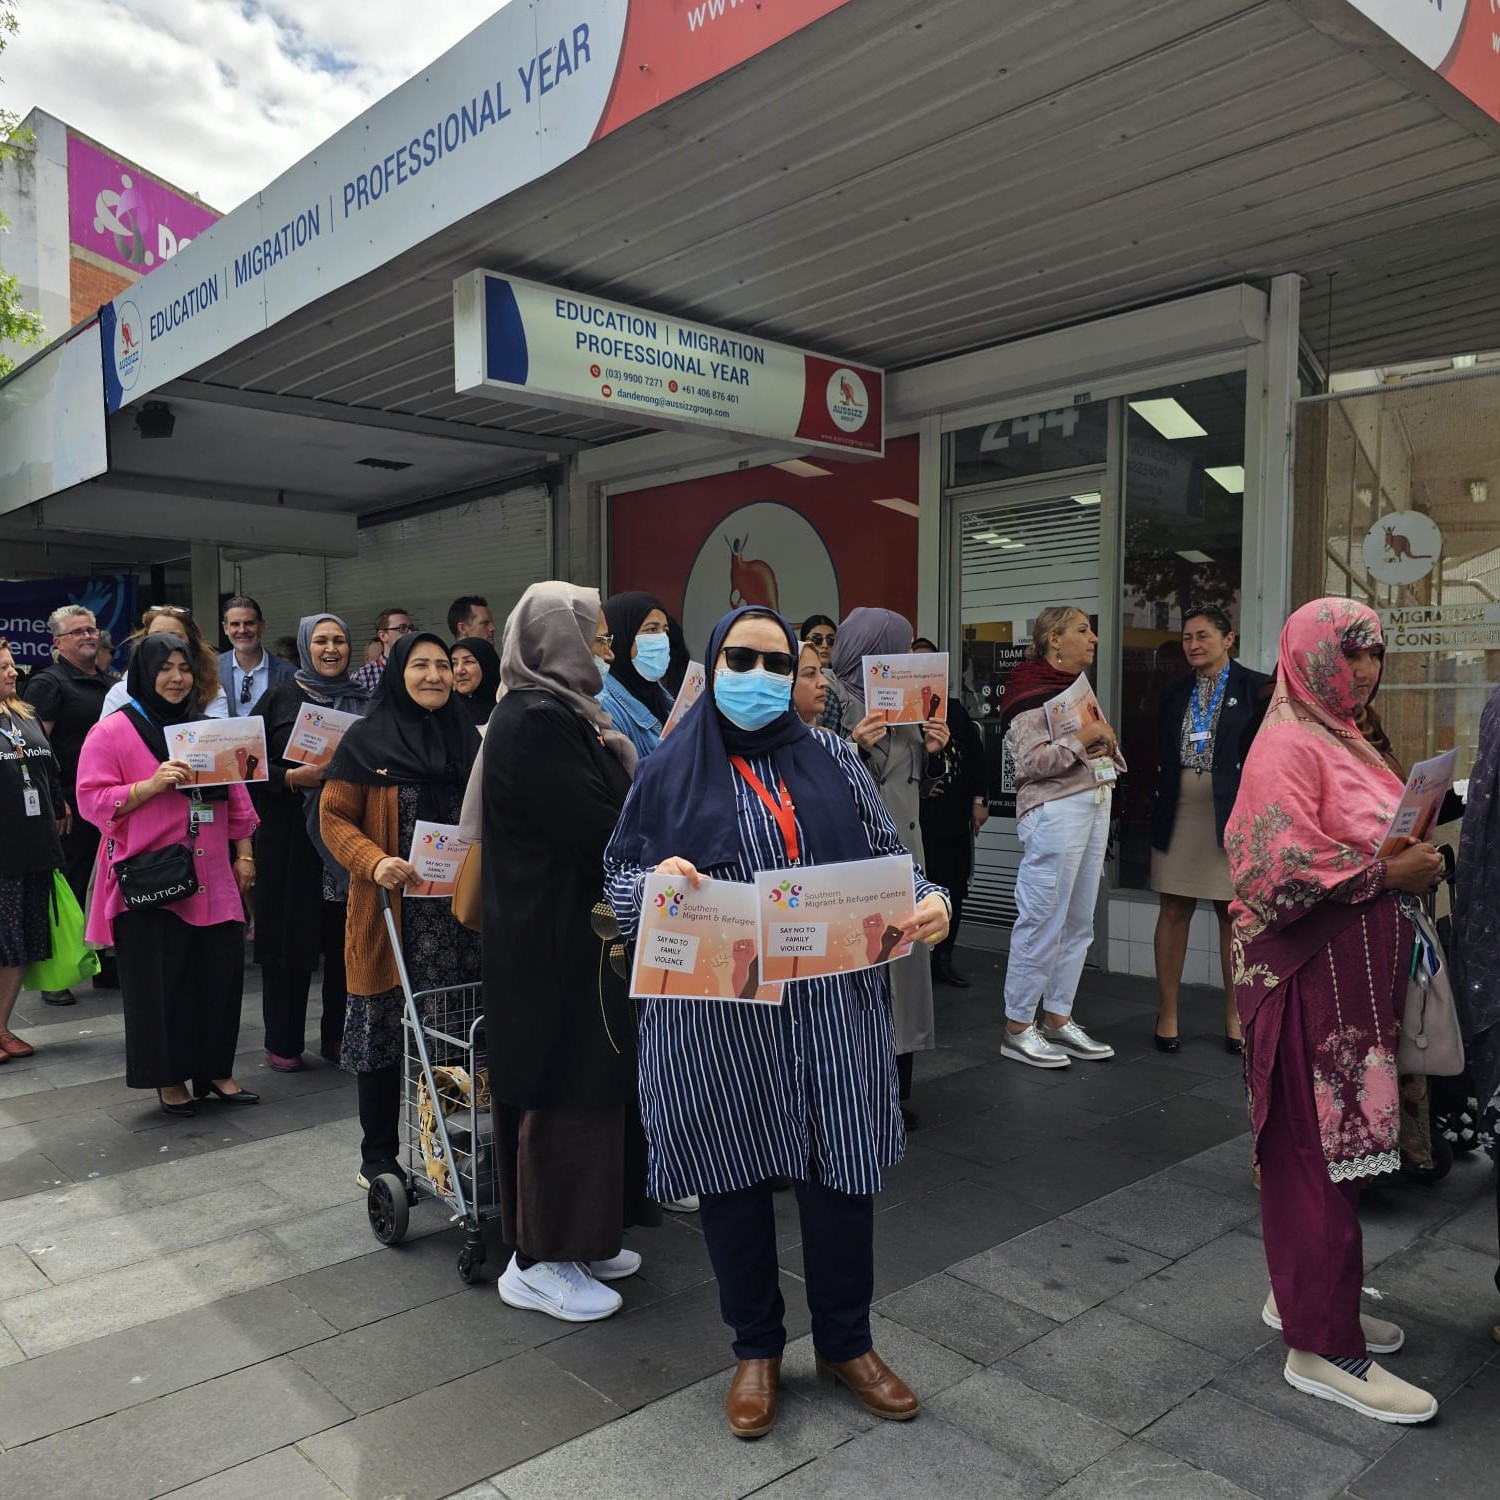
[351,606,414,693]
[218,595,295,716]
[23,606,113,1002]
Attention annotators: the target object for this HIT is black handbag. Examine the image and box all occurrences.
[111,800,203,911]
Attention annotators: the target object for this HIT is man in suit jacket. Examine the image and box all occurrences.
[219,594,296,715]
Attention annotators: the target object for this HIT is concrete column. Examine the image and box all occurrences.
[190,543,221,637]
[916,415,943,643]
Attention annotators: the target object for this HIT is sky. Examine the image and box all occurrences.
[2,0,506,210]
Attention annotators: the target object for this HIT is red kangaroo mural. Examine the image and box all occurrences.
[1383,524,1432,563]
[727,534,781,611]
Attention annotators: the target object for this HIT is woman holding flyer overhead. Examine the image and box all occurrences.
[827,608,949,1126]
[320,632,480,1187]
[76,634,260,1116]
[605,605,949,1438]
[999,607,1123,1070]
[250,615,369,1072]
[1226,598,1443,1425]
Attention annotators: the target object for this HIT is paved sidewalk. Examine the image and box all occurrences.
[0,954,1496,1500]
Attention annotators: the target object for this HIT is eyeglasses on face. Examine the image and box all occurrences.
[59,625,100,640]
[722,646,795,677]
[148,605,189,616]
[805,632,835,646]
[593,633,614,649]
[385,622,415,635]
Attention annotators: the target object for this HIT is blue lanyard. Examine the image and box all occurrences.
[1189,665,1230,743]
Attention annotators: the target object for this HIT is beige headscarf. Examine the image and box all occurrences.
[458,582,635,840]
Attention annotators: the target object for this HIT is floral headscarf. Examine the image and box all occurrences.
[1226,598,1403,940]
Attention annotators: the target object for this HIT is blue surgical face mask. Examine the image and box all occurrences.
[596,657,611,680]
[633,631,671,682]
[714,666,792,731]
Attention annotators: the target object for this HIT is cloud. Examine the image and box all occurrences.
[3,0,506,209]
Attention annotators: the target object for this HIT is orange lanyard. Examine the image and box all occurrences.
[731,756,800,865]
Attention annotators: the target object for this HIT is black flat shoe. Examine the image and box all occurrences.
[1224,1036,1244,1056]
[931,955,969,988]
[900,1106,921,1133]
[193,1080,261,1104]
[157,1089,196,1118]
[1153,1033,1181,1054]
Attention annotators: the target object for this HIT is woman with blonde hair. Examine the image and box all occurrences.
[998,606,1123,1069]
[102,606,229,719]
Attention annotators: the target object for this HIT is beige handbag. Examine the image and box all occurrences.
[451,843,482,934]
[1397,906,1464,1076]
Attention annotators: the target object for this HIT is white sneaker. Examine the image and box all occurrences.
[497,1255,622,1322]
[1001,1025,1071,1069]
[662,1194,700,1212]
[1040,1019,1115,1060]
[588,1248,643,1281]
[1283,1350,1436,1424]
[1262,1290,1403,1353]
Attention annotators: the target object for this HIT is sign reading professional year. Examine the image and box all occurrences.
[454,272,884,457]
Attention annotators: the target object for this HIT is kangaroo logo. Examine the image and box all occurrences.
[727,534,781,612]
[1383,524,1431,563]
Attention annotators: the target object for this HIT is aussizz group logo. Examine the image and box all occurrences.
[825,367,869,434]
[768,879,804,909]
[654,885,686,917]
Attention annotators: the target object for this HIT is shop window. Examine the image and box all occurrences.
[1115,373,1248,891]
[949,400,1109,489]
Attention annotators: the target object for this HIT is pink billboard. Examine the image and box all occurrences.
[66,133,220,276]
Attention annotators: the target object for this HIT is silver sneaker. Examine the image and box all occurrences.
[1001,1025,1071,1069]
[1040,1020,1115,1060]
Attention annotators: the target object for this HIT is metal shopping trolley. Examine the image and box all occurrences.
[366,890,497,1284]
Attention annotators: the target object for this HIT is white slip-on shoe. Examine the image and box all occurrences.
[662,1195,700,1212]
[497,1255,623,1322]
[588,1249,643,1281]
[1001,1025,1072,1069]
[1283,1351,1436,1423]
[1040,1020,1115,1060]
[1262,1291,1404,1354]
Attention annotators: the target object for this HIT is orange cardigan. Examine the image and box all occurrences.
[319,778,404,996]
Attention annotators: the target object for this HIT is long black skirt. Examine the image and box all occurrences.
[112,909,245,1089]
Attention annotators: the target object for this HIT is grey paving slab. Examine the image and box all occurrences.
[26,1179,295,1283]
[901,1061,1017,1128]
[1074,1095,1252,1171]
[926,1366,1128,1486]
[1001,1307,1228,1435]
[290,1288,569,1415]
[910,1044,990,1085]
[0,1228,299,1356]
[751,1414,1036,1500]
[1052,1058,1207,1117]
[1352,1178,1484,1269]
[1430,1189,1500,1257]
[965,1137,1157,1215]
[915,1097,1119,1169]
[0,1063,52,1103]
[1167,1131,1259,1197]
[624,1212,715,1296]
[213,1084,360,1141]
[0,1283,337,1447]
[1105,1226,1277,1361]
[262,1194,447,1273]
[949,1219,1169,1322]
[1188,1070,1254,1111]
[301,1350,620,1500]
[0,1355,350,1500]
[1349,1364,1500,1499]
[0,1242,47,1299]
[1209,1313,1497,1461]
[491,1364,862,1500]
[876,1271,1057,1365]
[14,1108,259,1182]
[0,1147,70,1202]
[1066,1171,1255,1260]
[1050,1440,1262,1499]
[1144,1386,1368,1498]
[1359,1234,1500,1337]
[159,1446,348,1500]
[0,1072,139,1127]
[279,1232,486,1332]
[870,1140,974,1205]
[0,1324,21,1367]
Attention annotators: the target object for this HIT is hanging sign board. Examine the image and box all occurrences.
[1344,2,1500,126]
[1378,605,1500,653]
[453,271,884,458]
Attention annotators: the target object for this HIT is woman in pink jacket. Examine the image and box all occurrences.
[77,634,260,1117]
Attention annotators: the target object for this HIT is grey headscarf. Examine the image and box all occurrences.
[293,614,369,713]
[829,607,914,705]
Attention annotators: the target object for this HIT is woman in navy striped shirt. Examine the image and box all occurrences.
[604,606,949,1439]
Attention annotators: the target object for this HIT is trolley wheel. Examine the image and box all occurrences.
[367,1173,410,1245]
[458,1235,488,1285]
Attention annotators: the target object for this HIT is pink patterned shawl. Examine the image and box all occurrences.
[1226,598,1409,1183]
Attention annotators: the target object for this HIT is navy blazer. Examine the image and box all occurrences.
[218,648,297,715]
[1149,659,1270,851]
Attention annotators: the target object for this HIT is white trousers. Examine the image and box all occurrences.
[1004,790,1110,1023]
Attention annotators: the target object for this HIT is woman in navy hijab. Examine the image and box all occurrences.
[605,606,949,1439]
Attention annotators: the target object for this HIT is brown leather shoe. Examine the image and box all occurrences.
[726,1356,781,1438]
[815,1349,920,1420]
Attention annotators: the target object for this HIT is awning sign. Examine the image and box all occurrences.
[1345,2,1500,125]
[453,271,884,457]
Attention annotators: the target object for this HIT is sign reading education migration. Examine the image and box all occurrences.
[98,0,858,414]
[453,272,884,456]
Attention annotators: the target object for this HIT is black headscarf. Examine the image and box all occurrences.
[450,637,501,725]
[123,633,197,762]
[602,591,673,721]
[662,613,692,700]
[1454,683,1500,1131]
[326,632,480,821]
[607,606,871,873]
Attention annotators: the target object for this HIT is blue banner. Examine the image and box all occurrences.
[0,575,139,672]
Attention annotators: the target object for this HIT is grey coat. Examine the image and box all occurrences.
[827,675,937,1054]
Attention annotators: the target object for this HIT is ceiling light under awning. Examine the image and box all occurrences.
[1177,549,1213,564]
[1071,492,1102,506]
[872,497,921,517]
[772,459,832,478]
[1206,465,1245,493]
[1129,398,1207,440]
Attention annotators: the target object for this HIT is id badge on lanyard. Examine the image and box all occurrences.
[2,721,40,816]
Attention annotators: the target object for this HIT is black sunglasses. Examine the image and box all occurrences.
[805,632,835,646]
[722,647,795,677]
[240,670,255,703]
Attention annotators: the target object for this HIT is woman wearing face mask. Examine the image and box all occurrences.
[250,615,369,1072]
[826,609,950,1126]
[76,635,260,1116]
[450,638,502,727]
[606,607,949,1437]
[320,633,481,1186]
[596,592,674,760]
